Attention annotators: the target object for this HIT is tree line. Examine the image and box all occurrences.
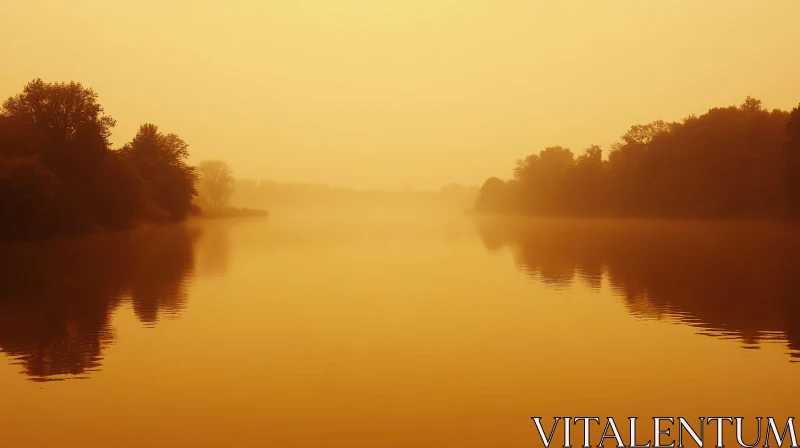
[0,79,235,239]
[475,97,800,219]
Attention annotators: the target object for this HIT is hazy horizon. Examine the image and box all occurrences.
[4,3,800,446]
[3,0,800,189]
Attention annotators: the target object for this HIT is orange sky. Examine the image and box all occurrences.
[2,0,799,189]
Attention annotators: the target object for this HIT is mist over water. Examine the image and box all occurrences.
[1,211,798,447]
[3,2,800,445]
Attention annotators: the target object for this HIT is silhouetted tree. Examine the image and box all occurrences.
[0,156,59,236]
[784,104,800,216]
[513,146,575,215]
[475,177,515,214]
[120,124,198,221]
[0,79,120,234]
[1,78,115,156]
[475,97,796,220]
[0,79,202,239]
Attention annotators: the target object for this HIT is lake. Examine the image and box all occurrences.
[1,212,799,447]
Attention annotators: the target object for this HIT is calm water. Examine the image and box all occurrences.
[1,213,799,447]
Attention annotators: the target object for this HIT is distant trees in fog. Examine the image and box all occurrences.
[0,79,199,239]
[476,97,800,219]
[197,160,235,210]
[230,180,478,211]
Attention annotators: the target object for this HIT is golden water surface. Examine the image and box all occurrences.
[1,213,799,447]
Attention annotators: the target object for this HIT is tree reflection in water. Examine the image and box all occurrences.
[475,217,800,360]
[0,224,201,381]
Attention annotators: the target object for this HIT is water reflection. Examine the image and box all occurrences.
[475,217,800,360]
[0,224,201,382]
[194,220,233,278]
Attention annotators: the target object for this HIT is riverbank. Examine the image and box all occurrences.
[196,207,269,220]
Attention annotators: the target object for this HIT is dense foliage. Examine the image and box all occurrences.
[476,97,800,219]
[0,79,198,239]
